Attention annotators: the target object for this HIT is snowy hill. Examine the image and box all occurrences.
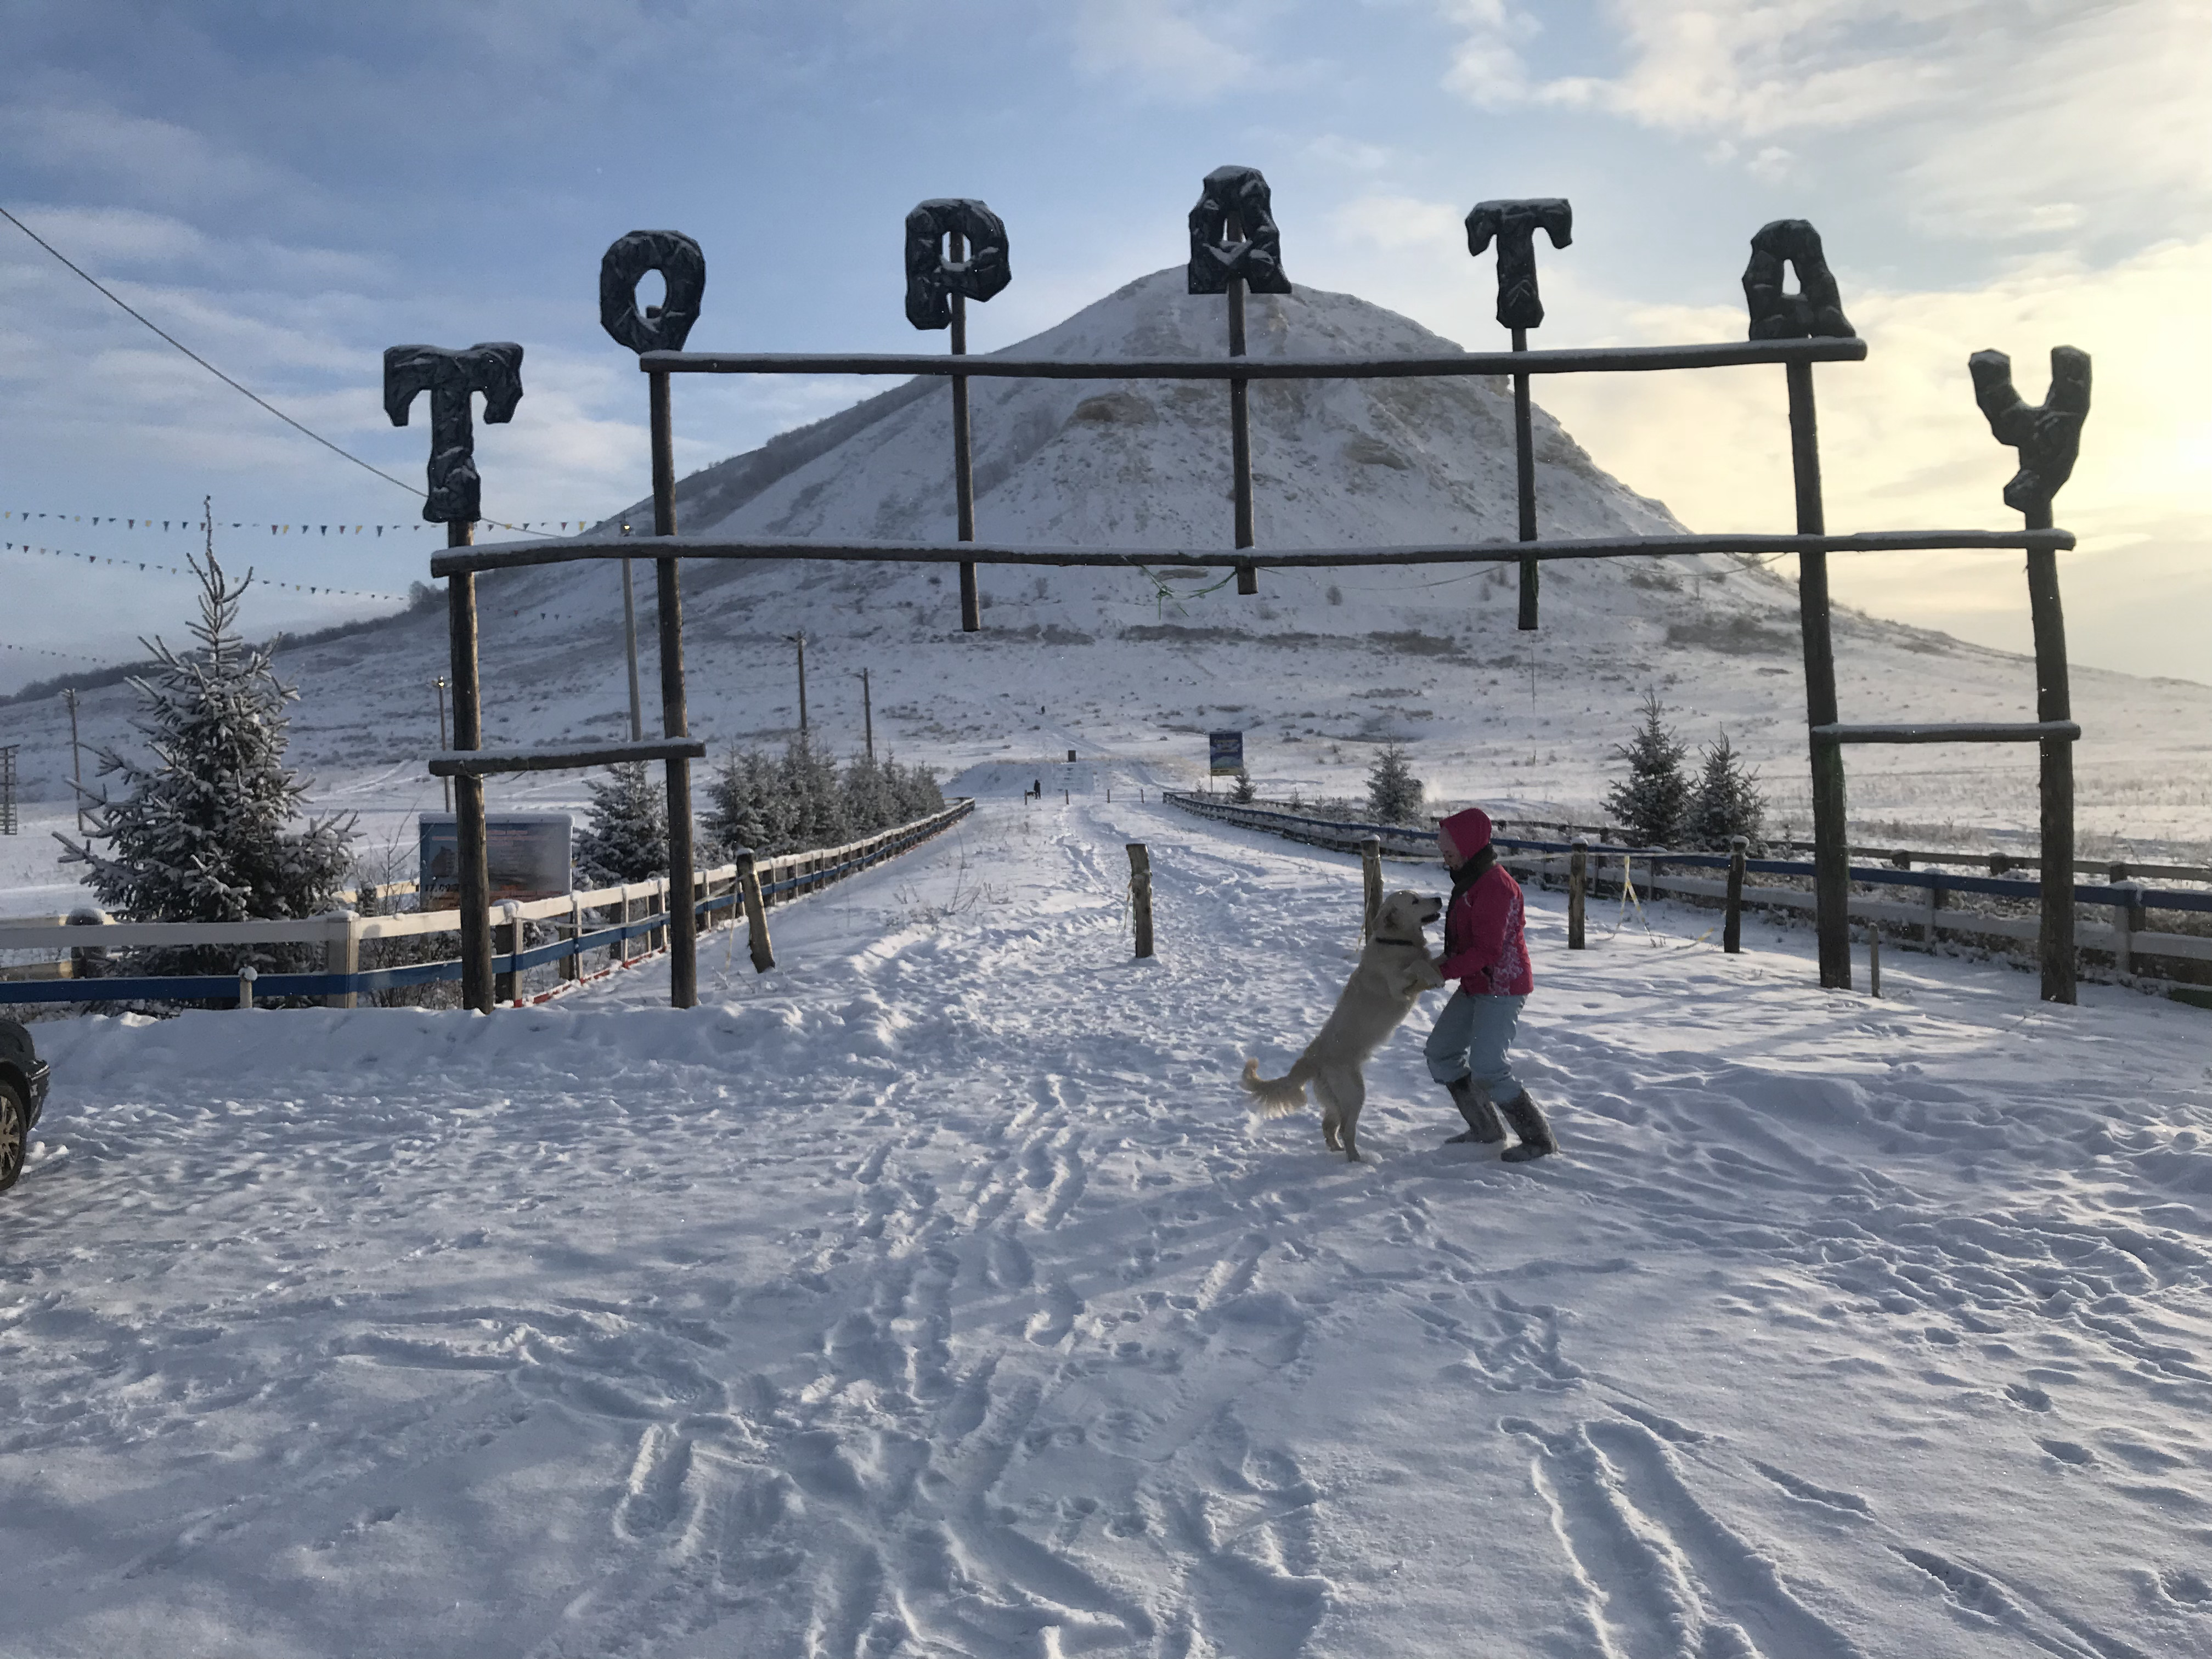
[8,797,2211,1653]
[2,269,2204,910]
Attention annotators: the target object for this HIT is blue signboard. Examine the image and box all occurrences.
[1208,731,1244,776]
[419,812,573,909]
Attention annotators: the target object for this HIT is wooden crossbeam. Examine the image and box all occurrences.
[429,738,707,777]
[637,337,1868,380]
[433,528,2074,578]
[1811,721,2080,744]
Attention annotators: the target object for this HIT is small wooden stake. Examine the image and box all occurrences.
[1360,835,1383,938]
[495,902,520,1005]
[1128,843,1154,958]
[325,911,360,1009]
[1867,923,1882,998]
[1568,837,1587,950]
[1724,835,1746,954]
[735,850,774,972]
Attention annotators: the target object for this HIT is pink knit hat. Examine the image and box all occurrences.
[1438,807,1493,859]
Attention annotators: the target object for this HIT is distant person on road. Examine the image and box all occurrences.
[1424,807,1556,1163]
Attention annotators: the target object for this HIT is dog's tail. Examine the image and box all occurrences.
[1240,1053,1315,1118]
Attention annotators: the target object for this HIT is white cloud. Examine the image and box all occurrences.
[1305,133,1399,172]
[1434,1,2212,239]
[1531,234,2212,679]
[1332,193,1469,252]
[1435,0,1541,105]
[1072,0,1260,94]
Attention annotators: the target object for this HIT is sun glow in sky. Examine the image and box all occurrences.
[1,0,2206,689]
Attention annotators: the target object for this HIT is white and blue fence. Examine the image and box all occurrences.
[0,799,973,1008]
[1164,792,2212,979]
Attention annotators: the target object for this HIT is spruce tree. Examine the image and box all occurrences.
[1365,742,1424,826]
[781,734,850,849]
[575,761,668,882]
[1604,690,1690,847]
[884,756,944,822]
[1231,767,1257,804]
[703,748,782,859]
[57,522,353,936]
[842,749,898,835]
[1683,732,1767,852]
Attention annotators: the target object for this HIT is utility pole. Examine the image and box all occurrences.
[788,630,808,738]
[619,520,644,741]
[856,667,873,760]
[62,686,84,834]
[433,674,452,812]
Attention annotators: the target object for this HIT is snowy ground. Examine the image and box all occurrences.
[5,792,2211,1657]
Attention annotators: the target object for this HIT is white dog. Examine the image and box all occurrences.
[1240,889,1446,1161]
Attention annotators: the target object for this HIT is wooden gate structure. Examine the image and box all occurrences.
[394,166,2089,1014]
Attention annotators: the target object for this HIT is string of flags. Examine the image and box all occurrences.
[2,510,603,537]
[3,538,409,602]
[0,639,97,662]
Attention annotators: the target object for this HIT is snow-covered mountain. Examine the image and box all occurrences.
[3,268,2204,908]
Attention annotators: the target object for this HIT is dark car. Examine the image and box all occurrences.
[0,1018,52,1193]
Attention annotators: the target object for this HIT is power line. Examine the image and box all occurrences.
[0,202,424,501]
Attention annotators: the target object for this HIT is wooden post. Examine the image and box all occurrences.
[1867,922,1882,997]
[1922,881,1944,948]
[237,965,257,1009]
[1568,837,1587,950]
[447,537,494,1015]
[1513,324,1539,630]
[651,874,669,955]
[860,668,874,760]
[1724,836,1746,954]
[496,902,520,1005]
[619,555,644,741]
[949,228,981,633]
[561,894,582,981]
[651,365,699,1010]
[1787,360,1852,990]
[324,910,360,1009]
[735,849,774,972]
[1359,835,1383,938]
[1128,843,1154,958]
[432,675,452,813]
[1226,211,1257,596]
[2114,881,2143,975]
[2025,503,2076,1005]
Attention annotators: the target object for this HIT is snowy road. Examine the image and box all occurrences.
[5,795,2211,1657]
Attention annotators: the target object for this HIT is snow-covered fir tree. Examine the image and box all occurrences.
[1604,691,1690,847]
[703,744,944,861]
[1231,768,1257,804]
[58,525,353,934]
[1683,733,1767,852]
[576,761,668,882]
[780,735,849,850]
[1365,743,1424,825]
[884,756,944,822]
[840,750,898,836]
[702,748,787,859]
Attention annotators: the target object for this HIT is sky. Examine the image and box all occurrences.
[1,0,2207,694]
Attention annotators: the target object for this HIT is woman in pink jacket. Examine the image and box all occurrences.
[1424,808,1557,1162]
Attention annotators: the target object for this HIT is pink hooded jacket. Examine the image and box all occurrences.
[1435,808,1533,997]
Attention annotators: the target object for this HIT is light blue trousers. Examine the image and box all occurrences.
[1424,990,1527,1104]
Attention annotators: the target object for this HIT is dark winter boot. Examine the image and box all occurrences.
[1444,1076,1504,1144]
[1498,1090,1559,1163]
